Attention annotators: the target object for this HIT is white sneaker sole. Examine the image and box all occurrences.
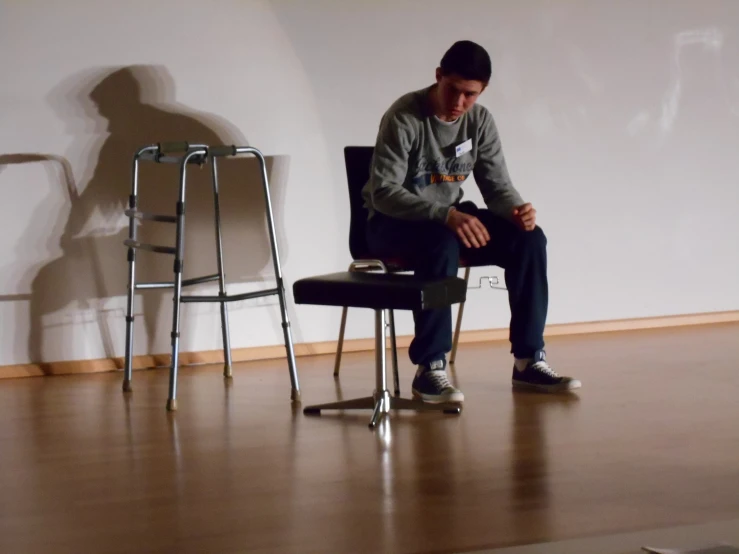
[512,378,582,392]
[412,389,465,404]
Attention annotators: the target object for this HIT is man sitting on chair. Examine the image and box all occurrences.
[362,40,582,403]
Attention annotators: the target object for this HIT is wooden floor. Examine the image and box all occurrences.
[1,323,738,554]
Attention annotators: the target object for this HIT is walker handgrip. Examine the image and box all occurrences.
[159,142,189,154]
[210,145,237,157]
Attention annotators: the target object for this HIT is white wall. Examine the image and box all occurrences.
[1,0,738,367]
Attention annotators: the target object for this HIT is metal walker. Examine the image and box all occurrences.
[122,142,300,410]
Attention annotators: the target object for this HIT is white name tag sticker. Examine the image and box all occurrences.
[455,138,472,158]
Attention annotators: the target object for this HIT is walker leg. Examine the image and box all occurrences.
[278,284,301,402]
[254,150,301,401]
[210,156,233,379]
[167,159,190,411]
[123,160,141,393]
[123,242,136,393]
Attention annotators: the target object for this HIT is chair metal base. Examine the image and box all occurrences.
[305,308,462,428]
[334,264,472,382]
[303,392,461,428]
[332,260,400,395]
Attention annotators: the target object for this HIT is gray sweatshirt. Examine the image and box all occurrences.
[362,85,524,223]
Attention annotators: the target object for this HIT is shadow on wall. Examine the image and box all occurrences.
[0,65,290,370]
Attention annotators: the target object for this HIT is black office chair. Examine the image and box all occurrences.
[334,146,489,390]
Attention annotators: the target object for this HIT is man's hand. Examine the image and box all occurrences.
[446,208,490,248]
[513,203,537,231]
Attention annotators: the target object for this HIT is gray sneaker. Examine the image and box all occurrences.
[512,350,582,392]
[411,360,464,403]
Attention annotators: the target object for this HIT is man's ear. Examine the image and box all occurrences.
[435,67,442,83]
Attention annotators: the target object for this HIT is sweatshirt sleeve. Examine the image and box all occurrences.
[365,111,452,223]
[473,110,524,221]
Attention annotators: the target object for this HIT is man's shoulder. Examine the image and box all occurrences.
[381,86,430,125]
[468,102,493,125]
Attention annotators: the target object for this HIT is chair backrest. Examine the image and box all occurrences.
[343,146,375,260]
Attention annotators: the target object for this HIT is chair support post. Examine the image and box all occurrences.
[450,266,471,365]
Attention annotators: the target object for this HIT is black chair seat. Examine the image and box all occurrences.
[293,272,466,311]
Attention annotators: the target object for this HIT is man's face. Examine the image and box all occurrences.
[434,69,486,120]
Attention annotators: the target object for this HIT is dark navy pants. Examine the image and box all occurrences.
[366,201,548,366]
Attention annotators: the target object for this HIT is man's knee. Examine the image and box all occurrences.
[519,225,547,248]
[531,225,547,245]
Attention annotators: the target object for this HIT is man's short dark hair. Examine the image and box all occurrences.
[439,40,492,83]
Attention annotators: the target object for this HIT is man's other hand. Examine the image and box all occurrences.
[513,203,537,231]
[445,208,490,248]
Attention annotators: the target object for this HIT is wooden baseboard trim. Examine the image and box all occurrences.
[458,310,739,343]
[2,310,737,380]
